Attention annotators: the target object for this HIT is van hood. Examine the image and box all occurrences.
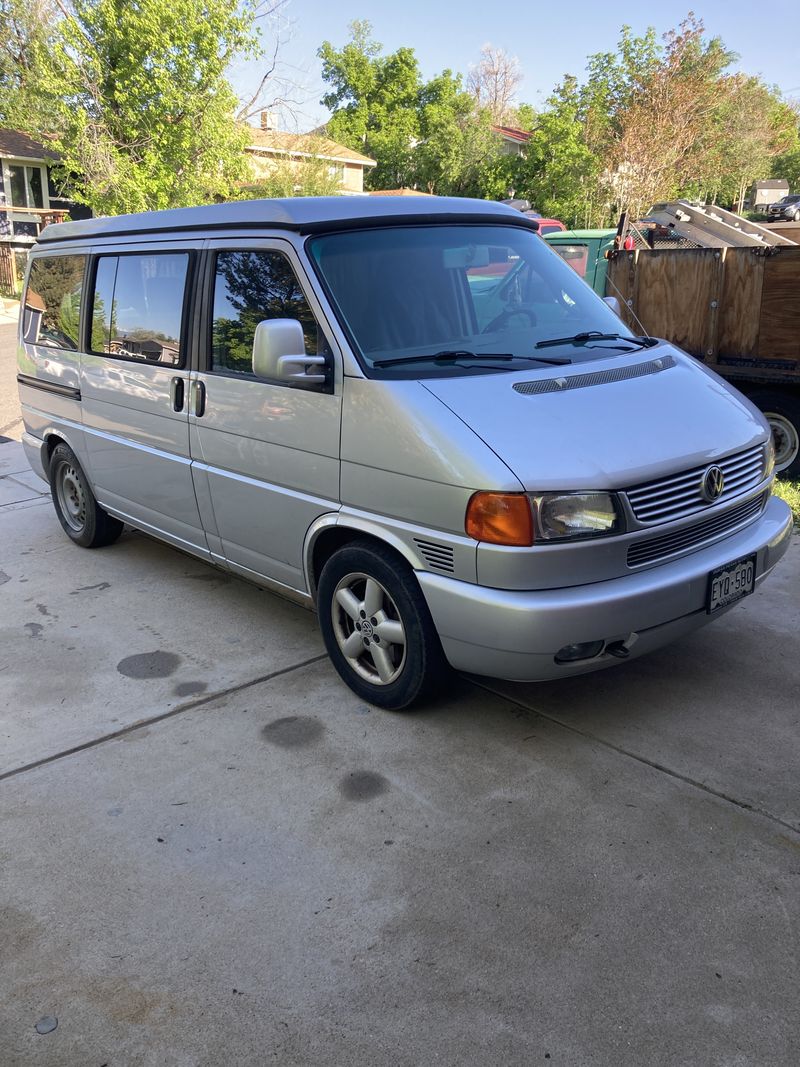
[421,346,768,491]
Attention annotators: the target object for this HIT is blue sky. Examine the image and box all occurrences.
[229,0,800,129]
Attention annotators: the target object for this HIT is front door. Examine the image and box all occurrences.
[80,242,209,556]
[187,240,342,591]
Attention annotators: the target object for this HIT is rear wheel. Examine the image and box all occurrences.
[49,443,124,548]
[748,391,800,478]
[317,540,449,710]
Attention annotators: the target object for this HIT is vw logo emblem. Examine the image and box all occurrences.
[701,465,725,502]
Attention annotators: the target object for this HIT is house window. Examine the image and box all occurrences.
[327,164,345,183]
[9,165,45,209]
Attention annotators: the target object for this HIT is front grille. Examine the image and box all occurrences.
[627,492,767,567]
[625,445,764,525]
[413,538,455,573]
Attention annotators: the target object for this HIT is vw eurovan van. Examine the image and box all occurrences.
[17,197,792,709]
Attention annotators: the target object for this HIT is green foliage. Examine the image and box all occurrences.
[0,0,59,132]
[512,76,601,225]
[320,21,420,189]
[14,0,259,215]
[319,22,508,196]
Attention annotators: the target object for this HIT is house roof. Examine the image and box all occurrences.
[492,125,532,143]
[38,195,536,244]
[244,128,376,167]
[368,188,434,197]
[0,128,59,160]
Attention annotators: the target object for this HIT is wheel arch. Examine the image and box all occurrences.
[304,515,424,602]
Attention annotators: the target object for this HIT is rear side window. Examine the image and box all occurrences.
[90,252,189,365]
[551,243,590,279]
[23,255,86,350]
[211,250,329,375]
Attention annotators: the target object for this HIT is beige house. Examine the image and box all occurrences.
[244,114,376,195]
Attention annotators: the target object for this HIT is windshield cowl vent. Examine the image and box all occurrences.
[513,354,675,396]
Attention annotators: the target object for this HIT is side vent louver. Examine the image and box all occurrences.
[414,538,455,573]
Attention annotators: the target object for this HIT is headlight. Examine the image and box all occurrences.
[764,438,775,478]
[530,491,623,541]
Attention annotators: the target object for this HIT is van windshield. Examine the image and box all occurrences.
[308,224,638,378]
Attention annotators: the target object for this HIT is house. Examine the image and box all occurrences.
[492,125,532,157]
[244,113,376,195]
[0,128,90,292]
[749,179,790,211]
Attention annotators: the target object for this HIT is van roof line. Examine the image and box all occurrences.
[37,195,534,244]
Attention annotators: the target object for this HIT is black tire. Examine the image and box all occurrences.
[48,443,124,548]
[317,540,449,710]
[747,391,800,478]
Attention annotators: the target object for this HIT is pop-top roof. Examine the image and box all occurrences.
[37,195,533,243]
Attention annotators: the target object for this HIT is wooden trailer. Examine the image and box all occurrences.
[606,245,800,476]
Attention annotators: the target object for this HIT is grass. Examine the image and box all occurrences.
[773,478,800,528]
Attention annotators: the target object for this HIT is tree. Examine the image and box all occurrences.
[319,22,510,196]
[6,0,269,215]
[319,21,419,189]
[0,0,60,132]
[466,44,522,125]
[514,76,600,225]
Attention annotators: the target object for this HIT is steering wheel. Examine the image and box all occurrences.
[482,305,537,333]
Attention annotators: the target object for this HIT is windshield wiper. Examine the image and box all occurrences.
[535,331,658,350]
[373,349,514,368]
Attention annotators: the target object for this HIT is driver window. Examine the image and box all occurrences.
[211,250,330,375]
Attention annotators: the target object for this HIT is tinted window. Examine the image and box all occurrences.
[90,253,189,364]
[23,255,85,350]
[211,250,328,375]
[309,225,628,377]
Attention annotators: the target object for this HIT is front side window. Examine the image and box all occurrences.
[309,224,633,379]
[211,250,329,375]
[90,253,188,364]
[23,255,85,350]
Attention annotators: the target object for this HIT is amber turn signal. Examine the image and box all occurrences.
[465,492,534,547]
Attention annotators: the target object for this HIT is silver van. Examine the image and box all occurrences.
[17,197,792,709]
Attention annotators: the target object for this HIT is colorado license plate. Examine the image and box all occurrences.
[706,554,756,613]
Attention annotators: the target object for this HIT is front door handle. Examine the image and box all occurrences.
[190,380,206,417]
[170,376,184,412]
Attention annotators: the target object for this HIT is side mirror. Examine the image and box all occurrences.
[603,296,622,317]
[252,319,327,387]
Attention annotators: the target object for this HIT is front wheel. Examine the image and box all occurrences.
[49,443,124,548]
[317,541,449,710]
[748,391,800,478]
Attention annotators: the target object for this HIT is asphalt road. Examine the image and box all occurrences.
[2,320,799,1065]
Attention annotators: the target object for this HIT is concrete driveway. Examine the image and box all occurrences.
[1,320,799,1065]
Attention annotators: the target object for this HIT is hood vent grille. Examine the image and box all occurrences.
[513,354,675,396]
[414,538,455,573]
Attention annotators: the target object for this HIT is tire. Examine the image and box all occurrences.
[317,540,449,710]
[793,210,800,222]
[48,443,124,548]
[748,391,800,478]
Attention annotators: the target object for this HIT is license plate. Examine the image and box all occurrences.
[706,554,756,613]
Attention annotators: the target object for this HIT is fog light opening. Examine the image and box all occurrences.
[554,640,605,664]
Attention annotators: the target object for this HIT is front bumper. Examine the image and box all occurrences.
[417,496,793,681]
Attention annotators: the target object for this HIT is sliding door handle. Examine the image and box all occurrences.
[170,376,184,412]
[190,380,206,417]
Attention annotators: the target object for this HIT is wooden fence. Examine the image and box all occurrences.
[607,246,800,382]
